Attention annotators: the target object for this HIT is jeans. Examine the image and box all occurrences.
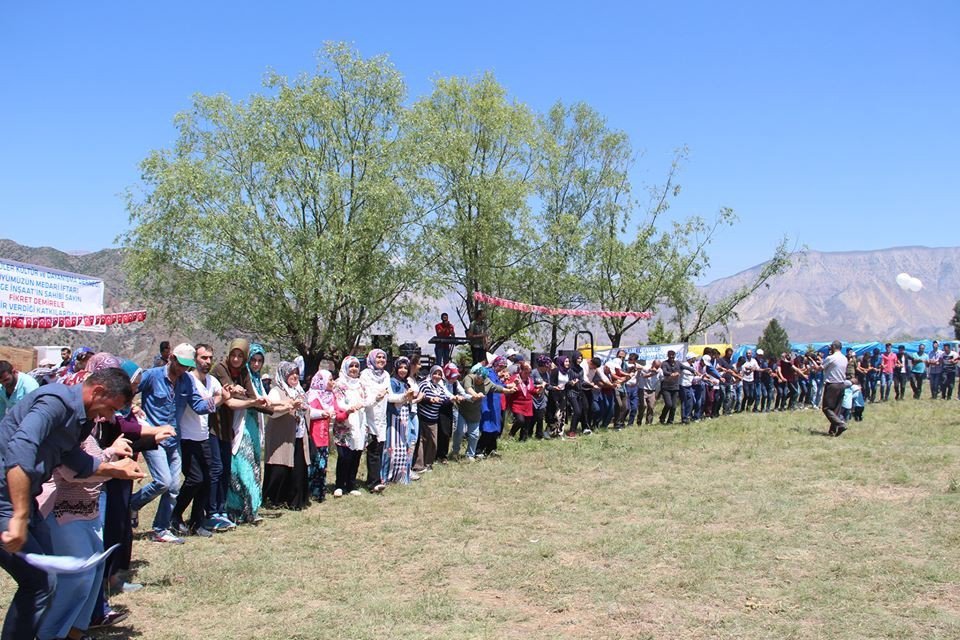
[742,380,756,411]
[37,514,102,640]
[453,418,480,457]
[810,378,823,407]
[894,371,908,399]
[173,438,212,528]
[131,442,182,533]
[207,435,231,516]
[598,393,615,428]
[941,370,956,399]
[625,386,639,425]
[434,346,451,366]
[929,371,942,399]
[910,372,926,399]
[692,384,705,419]
[0,510,56,640]
[879,372,893,400]
[681,386,695,423]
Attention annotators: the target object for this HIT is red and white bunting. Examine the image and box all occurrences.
[0,310,148,329]
[472,292,652,319]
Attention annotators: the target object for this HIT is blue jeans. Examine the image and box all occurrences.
[599,393,615,428]
[625,386,639,425]
[681,386,695,422]
[0,510,56,640]
[37,514,103,640]
[453,417,480,458]
[131,442,182,533]
[880,372,893,400]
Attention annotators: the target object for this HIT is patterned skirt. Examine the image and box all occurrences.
[226,411,263,523]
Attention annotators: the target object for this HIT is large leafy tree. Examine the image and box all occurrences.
[951,300,960,340]
[532,101,632,354]
[123,43,426,374]
[407,73,539,350]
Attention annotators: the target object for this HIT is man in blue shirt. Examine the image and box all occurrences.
[0,361,40,420]
[130,343,216,544]
[0,368,144,640]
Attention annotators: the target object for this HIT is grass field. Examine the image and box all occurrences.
[8,400,960,639]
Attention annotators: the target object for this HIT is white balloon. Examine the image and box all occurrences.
[895,273,912,289]
[908,277,923,292]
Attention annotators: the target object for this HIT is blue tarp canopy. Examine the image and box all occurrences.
[732,339,950,361]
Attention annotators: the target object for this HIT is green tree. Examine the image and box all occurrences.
[951,300,960,340]
[407,72,539,351]
[123,43,426,375]
[757,318,791,358]
[532,101,632,354]
[647,317,675,345]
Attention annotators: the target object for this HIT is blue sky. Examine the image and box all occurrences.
[1,1,957,282]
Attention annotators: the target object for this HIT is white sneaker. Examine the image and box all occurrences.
[372,483,386,493]
[409,472,421,481]
[349,490,362,496]
[583,428,593,435]
[465,456,476,463]
[333,488,343,498]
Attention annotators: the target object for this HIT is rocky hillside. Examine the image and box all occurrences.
[706,246,960,343]
[2,240,956,364]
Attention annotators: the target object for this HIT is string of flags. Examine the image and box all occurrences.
[0,310,148,329]
[473,292,652,319]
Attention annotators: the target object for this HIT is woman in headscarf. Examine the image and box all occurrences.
[59,346,94,384]
[359,349,391,492]
[438,363,467,462]
[506,361,536,441]
[208,338,272,531]
[38,353,138,640]
[306,369,335,501]
[478,356,510,457]
[262,361,311,510]
[415,365,452,472]
[332,356,372,496]
[382,357,416,483]
[550,355,583,438]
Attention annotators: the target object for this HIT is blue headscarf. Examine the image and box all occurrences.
[248,343,266,396]
[120,359,142,381]
[67,346,94,374]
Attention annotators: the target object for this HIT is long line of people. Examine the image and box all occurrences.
[0,335,952,639]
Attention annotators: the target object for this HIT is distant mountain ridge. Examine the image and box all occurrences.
[705,246,960,343]
[1,240,956,364]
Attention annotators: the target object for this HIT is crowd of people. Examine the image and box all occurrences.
[0,331,952,639]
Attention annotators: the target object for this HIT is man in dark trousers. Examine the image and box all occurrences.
[821,340,849,437]
[0,368,145,639]
[659,350,682,425]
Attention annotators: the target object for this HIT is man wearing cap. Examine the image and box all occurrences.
[0,361,39,421]
[130,343,218,544]
[624,353,640,427]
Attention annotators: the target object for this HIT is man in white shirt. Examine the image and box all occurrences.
[821,340,849,437]
[740,350,758,412]
[638,359,661,425]
[171,344,226,537]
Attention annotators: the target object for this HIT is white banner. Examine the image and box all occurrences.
[0,259,106,333]
[596,343,688,363]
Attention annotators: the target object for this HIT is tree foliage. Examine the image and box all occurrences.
[951,300,960,340]
[647,317,675,345]
[757,318,791,357]
[123,43,426,373]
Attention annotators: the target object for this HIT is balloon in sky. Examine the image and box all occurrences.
[895,272,923,292]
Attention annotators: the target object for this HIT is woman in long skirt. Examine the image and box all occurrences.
[263,361,311,510]
[226,343,272,524]
[382,357,415,484]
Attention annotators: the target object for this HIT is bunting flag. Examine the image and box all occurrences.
[0,310,148,329]
[473,292,652,319]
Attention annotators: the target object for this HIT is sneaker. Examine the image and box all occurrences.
[89,609,130,629]
[152,529,185,544]
[371,483,386,493]
[489,450,502,457]
[202,517,231,532]
[409,472,421,481]
[475,454,486,460]
[582,428,592,435]
[192,526,214,538]
[465,456,477,463]
[424,466,433,472]
[215,514,237,530]
[333,488,344,497]
[349,489,362,496]
[171,521,190,537]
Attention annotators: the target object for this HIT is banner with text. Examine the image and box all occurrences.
[595,343,688,363]
[0,259,106,333]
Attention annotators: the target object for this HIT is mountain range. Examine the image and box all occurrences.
[0,239,956,366]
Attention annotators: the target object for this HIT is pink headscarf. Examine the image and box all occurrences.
[308,369,335,408]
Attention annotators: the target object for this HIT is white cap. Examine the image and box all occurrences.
[172,343,196,368]
[702,355,712,364]
[756,349,764,356]
[505,347,518,357]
